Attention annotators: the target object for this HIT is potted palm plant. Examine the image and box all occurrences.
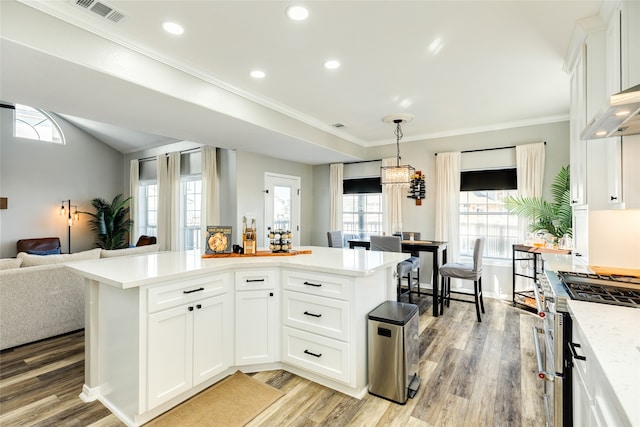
[503,165,572,242]
[82,194,133,249]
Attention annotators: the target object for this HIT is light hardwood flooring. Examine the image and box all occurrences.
[0,294,545,426]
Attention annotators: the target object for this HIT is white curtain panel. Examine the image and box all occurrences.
[381,157,404,236]
[435,152,461,262]
[168,152,181,251]
[129,159,139,246]
[516,142,546,241]
[157,154,170,251]
[329,163,343,231]
[201,146,219,249]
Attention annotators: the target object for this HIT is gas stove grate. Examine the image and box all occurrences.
[565,283,640,307]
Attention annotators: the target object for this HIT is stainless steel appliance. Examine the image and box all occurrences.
[532,267,640,427]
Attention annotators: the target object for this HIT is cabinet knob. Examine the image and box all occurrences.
[571,200,578,204]
[269,292,274,297]
[188,306,194,311]
[610,195,618,201]
[196,304,202,309]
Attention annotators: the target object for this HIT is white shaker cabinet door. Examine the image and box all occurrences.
[235,289,279,365]
[193,294,232,386]
[147,304,194,409]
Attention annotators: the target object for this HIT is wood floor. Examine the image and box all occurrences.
[0,294,545,426]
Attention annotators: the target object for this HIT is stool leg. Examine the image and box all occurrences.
[473,280,482,322]
[479,277,485,313]
[446,278,451,308]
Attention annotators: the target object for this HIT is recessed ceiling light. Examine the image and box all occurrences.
[286,5,309,21]
[250,70,266,79]
[163,22,184,35]
[324,60,340,70]
[595,130,608,136]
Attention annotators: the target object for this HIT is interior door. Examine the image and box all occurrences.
[264,173,300,248]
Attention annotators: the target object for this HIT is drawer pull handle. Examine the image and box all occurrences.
[304,349,322,358]
[183,287,204,294]
[246,279,265,283]
[304,311,322,318]
[569,342,586,361]
[610,195,618,201]
[303,281,322,287]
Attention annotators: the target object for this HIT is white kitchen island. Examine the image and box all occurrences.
[66,246,409,427]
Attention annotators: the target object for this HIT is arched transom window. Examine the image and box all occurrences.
[14,104,64,144]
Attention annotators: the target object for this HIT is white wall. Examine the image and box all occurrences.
[0,108,124,257]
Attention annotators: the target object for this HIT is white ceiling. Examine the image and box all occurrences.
[1,0,603,164]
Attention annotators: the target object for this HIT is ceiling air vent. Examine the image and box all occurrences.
[73,0,125,23]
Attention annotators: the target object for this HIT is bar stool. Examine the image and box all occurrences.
[327,231,344,248]
[439,237,485,322]
[370,235,420,303]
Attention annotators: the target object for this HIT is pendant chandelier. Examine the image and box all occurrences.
[380,113,415,185]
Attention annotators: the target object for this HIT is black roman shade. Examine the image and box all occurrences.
[460,168,517,191]
[343,177,382,194]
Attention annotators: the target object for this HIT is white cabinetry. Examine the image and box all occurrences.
[571,310,631,427]
[235,269,279,365]
[146,273,232,409]
[570,49,587,206]
[282,270,352,384]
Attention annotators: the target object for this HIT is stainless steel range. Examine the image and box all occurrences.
[532,267,640,427]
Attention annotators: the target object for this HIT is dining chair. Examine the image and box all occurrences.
[370,235,420,303]
[439,237,485,322]
[327,231,344,248]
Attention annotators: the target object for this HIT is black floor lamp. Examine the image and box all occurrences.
[60,200,79,254]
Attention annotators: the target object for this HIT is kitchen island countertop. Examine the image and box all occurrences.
[66,246,409,289]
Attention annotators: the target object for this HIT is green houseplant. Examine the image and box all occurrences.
[503,165,572,240]
[82,194,133,249]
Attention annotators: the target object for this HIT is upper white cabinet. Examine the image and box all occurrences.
[569,4,640,210]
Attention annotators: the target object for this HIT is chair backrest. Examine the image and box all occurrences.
[136,235,157,247]
[17,237,61,253]
[370,235,402,252]
[473,237,485,272]
[327,231,343,248]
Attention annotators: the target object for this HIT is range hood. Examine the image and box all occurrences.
[581,84,640,139]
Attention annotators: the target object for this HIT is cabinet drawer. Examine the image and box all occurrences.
[283,291,349,341]
[235,269,278,291]
[282,326,350,384]
[283,270,351,301]
[147,273,230,313]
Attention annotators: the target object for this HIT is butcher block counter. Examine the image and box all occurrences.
[67,247,408,427]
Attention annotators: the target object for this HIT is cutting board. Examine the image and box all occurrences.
[202,249,312,259]
[589,265,640,278]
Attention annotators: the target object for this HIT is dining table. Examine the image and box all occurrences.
[347,238,448,317]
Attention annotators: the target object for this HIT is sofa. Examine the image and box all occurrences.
[0,244,160,350]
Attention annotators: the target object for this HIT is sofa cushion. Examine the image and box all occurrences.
[100,244,159,258]
[17,248,101,267]
[0,258,22,270]
[26,247,62,255]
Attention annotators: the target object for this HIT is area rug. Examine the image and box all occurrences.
[146,371,283,426]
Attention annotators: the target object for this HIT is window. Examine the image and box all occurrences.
[138,181,158,237]
[181,177,202,250]
[14,104,64,143]
[342,177,382,245]
[459,168,518,259]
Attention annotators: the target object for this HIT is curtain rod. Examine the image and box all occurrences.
[341,159,382,165]
[435,141,546,156]
[138,147,202,163]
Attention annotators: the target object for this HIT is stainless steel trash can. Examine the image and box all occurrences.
[367,300,420,404]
